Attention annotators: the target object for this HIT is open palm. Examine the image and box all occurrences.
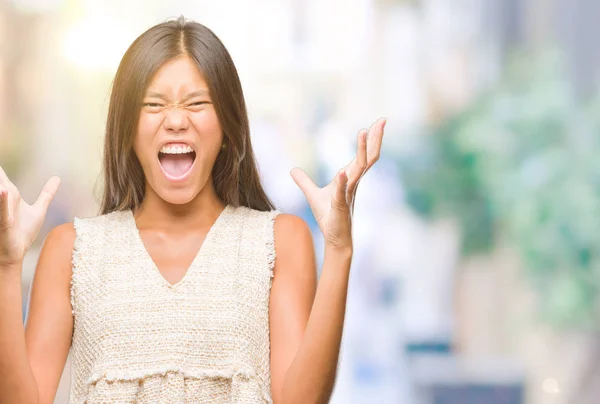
[0,166,60,267]
[291,117,386,250]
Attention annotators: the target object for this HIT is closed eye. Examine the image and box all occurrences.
[143,103,163,108]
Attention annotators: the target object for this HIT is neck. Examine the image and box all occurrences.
[133,181,225,230]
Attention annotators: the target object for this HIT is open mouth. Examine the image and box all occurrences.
[157,145,197,181]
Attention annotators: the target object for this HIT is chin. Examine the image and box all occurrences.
[156,186,201,206]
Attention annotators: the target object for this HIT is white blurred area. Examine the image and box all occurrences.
[2,0,596,403]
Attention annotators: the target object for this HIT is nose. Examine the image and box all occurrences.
[163,106,189,133]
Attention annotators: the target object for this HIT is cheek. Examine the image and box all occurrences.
[137,114,160,139]
[133,128,156,173]
[135,115,161,156]
[191,111,223,149]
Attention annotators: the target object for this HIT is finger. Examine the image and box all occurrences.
[33,176,61,212]
[0,187,9,228]
[333,170,349,209]
[341,128,365,173]
[346,187,353,215]
[290,168,318,201]
[354,129,368,177]
[347,130,367,197]
[346,175,359,215]
[366,117,386,166]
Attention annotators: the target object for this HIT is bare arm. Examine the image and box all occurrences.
[0,167,71,403]
[0,266,39,403]
[270,214,351,404]
[272,117,386,403]
[25,223,75,404]
[0,224,74,404]
[269,214,317,404]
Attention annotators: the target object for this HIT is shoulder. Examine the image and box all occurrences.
[71,210,131,238]
[37,222,77,280]
[273,214,314,276]
[42,222,76,252]
[233,205,312,245]
[233,206,314,272]
[274,214,312,245]
[233,206,312,243]
[73,209,129,227]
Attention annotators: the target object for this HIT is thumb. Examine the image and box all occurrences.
[290,168,317,199]
[33,176,61,212]
[333,170,349,208]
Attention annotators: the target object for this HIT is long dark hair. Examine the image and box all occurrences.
[99,16,275,215]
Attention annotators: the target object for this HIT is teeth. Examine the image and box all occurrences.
[159,145,194,154]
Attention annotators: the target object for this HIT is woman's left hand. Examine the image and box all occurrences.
[291,117,386,251]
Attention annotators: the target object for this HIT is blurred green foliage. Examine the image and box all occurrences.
[400,51,600,329]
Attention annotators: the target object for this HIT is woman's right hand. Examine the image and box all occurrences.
[0,166,61,270]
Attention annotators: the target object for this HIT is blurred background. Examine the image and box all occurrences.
[1,0,600,403]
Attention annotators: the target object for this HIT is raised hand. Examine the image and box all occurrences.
[0,166,60,269]
[291,117,386,251]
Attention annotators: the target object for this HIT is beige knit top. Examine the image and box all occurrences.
[68,204,280,403]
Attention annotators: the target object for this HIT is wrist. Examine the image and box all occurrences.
[0,261,24,280]
[324,244,353,260]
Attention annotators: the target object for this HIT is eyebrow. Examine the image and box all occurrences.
[144,90,210,101]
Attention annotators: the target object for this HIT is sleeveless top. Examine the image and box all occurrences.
[68,205,280,403]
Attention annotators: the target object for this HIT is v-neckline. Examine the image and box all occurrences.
[128,205,230,290]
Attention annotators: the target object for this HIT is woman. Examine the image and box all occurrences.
[0,16,386,403]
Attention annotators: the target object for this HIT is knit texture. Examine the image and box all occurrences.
[68,205,280,403]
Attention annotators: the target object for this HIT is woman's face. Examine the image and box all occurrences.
[134,55,223,205]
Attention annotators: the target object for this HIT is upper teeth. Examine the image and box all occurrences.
[160,145,194,154]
